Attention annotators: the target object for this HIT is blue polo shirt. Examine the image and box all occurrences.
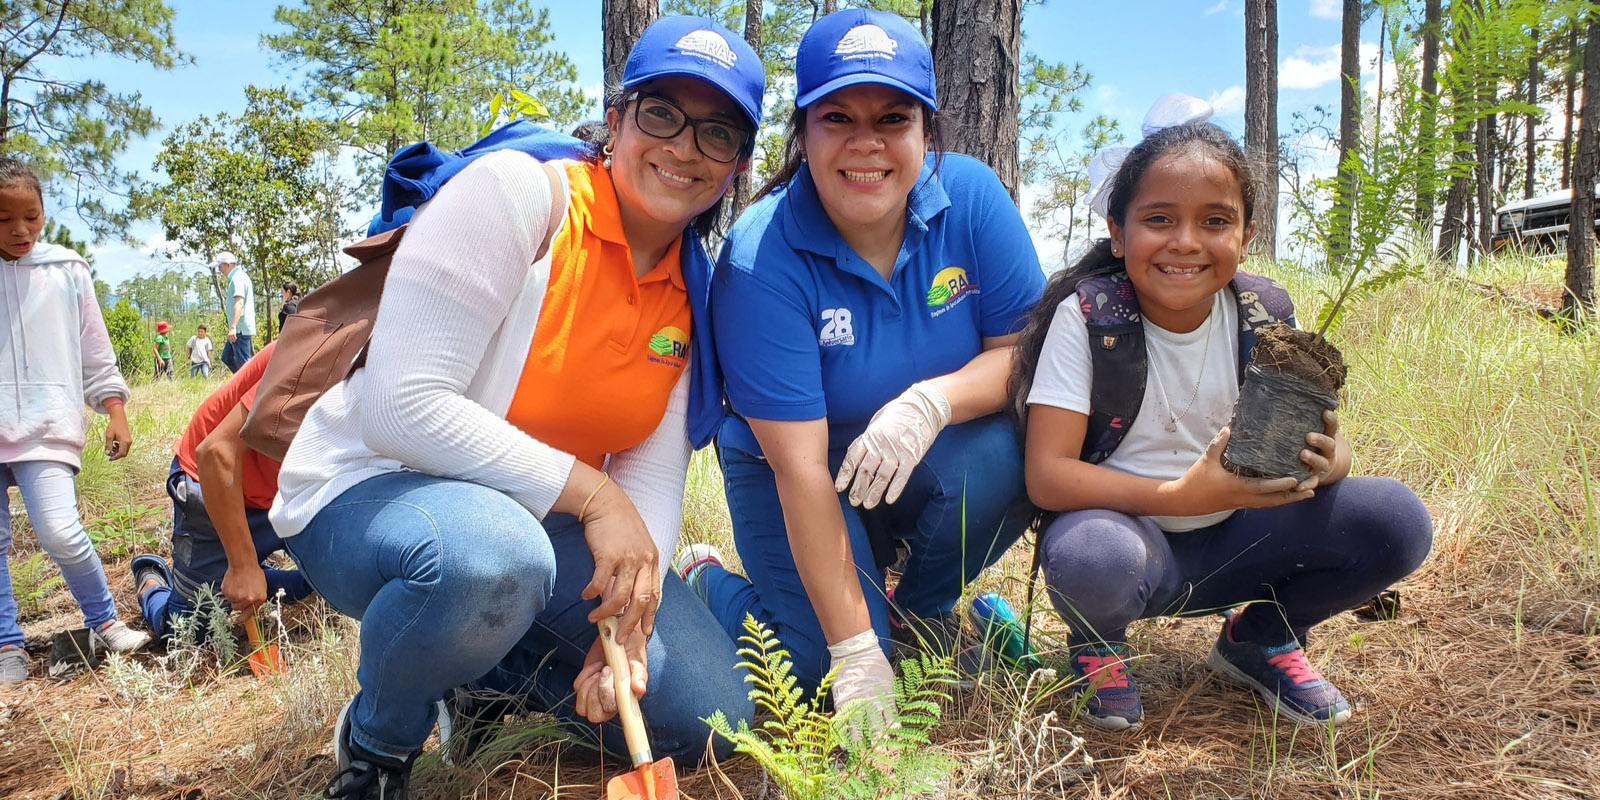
[713,152,1045,456]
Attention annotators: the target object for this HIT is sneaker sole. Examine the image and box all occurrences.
[1205,646,1352,727]
[1080,710,1141,732]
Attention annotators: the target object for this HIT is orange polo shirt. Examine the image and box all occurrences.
[504,160,692,468]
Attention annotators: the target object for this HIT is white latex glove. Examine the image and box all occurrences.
[835,381,952,509]
[828,629,897,739]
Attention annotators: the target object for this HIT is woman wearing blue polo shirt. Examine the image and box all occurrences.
[678,9,1045,722]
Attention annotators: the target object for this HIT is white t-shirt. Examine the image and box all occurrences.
[186,335,214,364]
[227,266,257,336]
[1027,289,1240,532]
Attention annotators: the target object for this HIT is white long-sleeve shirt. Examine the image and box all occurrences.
[270,152,692,570]
[1,242,130,469]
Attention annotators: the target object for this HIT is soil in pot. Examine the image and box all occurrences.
[1222,323,1348,480]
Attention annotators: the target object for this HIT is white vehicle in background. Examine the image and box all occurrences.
[1490,187,1600,253]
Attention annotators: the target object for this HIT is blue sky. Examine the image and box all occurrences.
[55,0,1370,285]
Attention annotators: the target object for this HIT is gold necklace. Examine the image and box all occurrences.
[1148,309,1216,433]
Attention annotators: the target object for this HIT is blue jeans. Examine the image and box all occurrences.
[1,461,119,648]
[1040,476,1434,647]
[139,463,314,640]
[221,335,254,373]
[189,361,210,378]
[700,413,1033,690]
[282,471,752,763]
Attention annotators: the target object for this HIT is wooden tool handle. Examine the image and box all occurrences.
[597,616,653,768]
[245,615,264,649]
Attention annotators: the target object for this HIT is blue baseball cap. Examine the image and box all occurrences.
[795,9,937,111]
[623,15,767,130]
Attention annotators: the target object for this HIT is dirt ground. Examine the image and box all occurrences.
[1,546,1596,800]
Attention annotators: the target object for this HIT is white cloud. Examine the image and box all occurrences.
[1210,86,1247,116]
[1205,1,1229,15]
[1280,44,1341,90]
[1309,0,1340,20]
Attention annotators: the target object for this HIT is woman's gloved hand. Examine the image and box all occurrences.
[834,381,951,508]
[828,629,896,738]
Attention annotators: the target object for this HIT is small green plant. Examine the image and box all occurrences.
[705,616,956,800]
[86,503,164,559]
[9,551,64,619]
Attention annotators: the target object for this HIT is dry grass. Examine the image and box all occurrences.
[1,263,1597,799]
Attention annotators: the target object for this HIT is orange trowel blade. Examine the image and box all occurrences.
[604,756,677,800]
[244,615,287,677]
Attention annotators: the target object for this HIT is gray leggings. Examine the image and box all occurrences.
[1041,477,1433,647]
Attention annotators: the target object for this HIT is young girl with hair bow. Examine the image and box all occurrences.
[1011,94,1433,731]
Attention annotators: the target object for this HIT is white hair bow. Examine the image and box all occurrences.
[1086,93,1215,219]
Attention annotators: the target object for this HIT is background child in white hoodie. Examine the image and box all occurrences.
[0,157,149,685]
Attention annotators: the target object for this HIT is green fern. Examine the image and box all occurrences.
[705,615,956,800]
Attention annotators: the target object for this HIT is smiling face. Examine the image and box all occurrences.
[801,84,928,242]
[606,75,749,237]
[0,181,45,261]
[1106,150,1256,332]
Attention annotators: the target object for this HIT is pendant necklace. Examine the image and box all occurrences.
[1149,310,1216,434]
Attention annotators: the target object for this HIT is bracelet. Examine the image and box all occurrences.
[578,472,611,522]
[103,398,124,408]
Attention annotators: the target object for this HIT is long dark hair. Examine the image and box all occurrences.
[755,100,945,201]
[593,86,754,240]
[0,157,44,202]
[1008,122,1260,425]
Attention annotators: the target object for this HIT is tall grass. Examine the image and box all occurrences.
[1267,253,1600,608]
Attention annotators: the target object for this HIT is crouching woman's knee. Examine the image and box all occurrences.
[636,579,757,764]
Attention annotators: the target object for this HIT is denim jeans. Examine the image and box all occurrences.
[699,413,1033,690]
[1,461,119,647]
[282,471,753,763]
[1040,476,1434,648]
[139,463,314,640]
[189,361,210,378]
[221,335,254,373]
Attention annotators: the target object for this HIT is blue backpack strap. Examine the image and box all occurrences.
[1229,271,1297,379]
[1076,272,1145,464]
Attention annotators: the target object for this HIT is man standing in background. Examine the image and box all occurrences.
[213,252,255,373]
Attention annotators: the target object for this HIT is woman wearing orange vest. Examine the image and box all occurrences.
[267,17,765,797]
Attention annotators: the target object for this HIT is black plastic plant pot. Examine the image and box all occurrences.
[1222,364,1339,481]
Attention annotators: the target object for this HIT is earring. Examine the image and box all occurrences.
[602,142,614,167]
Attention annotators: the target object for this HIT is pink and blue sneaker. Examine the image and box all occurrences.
[1068,643,1142,731]
[1206,610,1352,726]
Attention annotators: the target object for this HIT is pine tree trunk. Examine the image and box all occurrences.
[1526,28,1539,198]
[1332,0,1360,264]
[1245,0,1278,259]
[1439,128,1473,263]
[1416,0,1441,227]
[931,0,1022,202]
[1564,21,1579,189]
[604,0,659,76]
[730,0,764,218]
[1476,108,1495,257]
[822,0,837,14]
[1566,18,1599,318]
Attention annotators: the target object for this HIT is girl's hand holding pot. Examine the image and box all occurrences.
[1164,427,1314,516]
[1294,410,1346,492]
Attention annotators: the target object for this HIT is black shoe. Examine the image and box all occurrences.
[130,554,172,597]
[325,700,417,799]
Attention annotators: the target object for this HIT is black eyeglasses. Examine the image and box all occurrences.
[626,91,751,164]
